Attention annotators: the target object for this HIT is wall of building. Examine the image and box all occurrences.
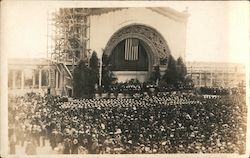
[90,8,187,60]
[113,71,149,83]
[8,58,59,96]
[8,59,75,96]
[186,62,246,88]
[8,66,48,95]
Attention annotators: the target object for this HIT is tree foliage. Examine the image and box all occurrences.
[89,51,99,72]
[73,60,96,98]
[162,55,178,85]
[150,65,161,84]
[101,53,116,92]
[176,57,187,81]
[102,53,111,67]
[89,51,99,84]
[161,56,191,88]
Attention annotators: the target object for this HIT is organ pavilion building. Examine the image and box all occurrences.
[8,7,189,96]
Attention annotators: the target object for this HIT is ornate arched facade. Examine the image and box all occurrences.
[88,7,188,82]
[104,24,171,68]
[103,24,171,81]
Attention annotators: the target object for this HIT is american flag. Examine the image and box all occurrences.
[125,38,139,61]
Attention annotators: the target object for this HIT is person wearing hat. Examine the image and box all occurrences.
[56,130,63,147]
[41,124,47,147]
[89,138,99,154]
[50,129,58,150]
[71,138,79,154]
[78,128,85,146]
[63,128,71,139]
[63,138,72,154]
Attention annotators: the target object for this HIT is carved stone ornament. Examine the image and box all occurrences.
[104,24,171,66]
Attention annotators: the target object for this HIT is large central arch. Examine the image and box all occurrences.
[104,24,171,81]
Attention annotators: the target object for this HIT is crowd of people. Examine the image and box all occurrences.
[104,80,194,95]
[8,89,246,154]
[199,87,228,95]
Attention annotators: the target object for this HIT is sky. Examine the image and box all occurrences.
[1,1,249,64]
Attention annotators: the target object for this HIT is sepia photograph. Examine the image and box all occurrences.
[1,1,249,158]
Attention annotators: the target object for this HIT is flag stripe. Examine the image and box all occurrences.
[125,39,128,60]
[131,39,133,60]
[125,39,129,60]
[135,42,137,60]
[125,38,139,61]
[127,39,129,60]
[132,46,135,60]
[129,38,134,60]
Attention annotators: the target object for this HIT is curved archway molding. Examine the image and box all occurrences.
[104,24,171,68]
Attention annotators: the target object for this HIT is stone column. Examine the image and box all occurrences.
[39,69,42,89]
[12,70,16,89]
[21,70,24,90]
